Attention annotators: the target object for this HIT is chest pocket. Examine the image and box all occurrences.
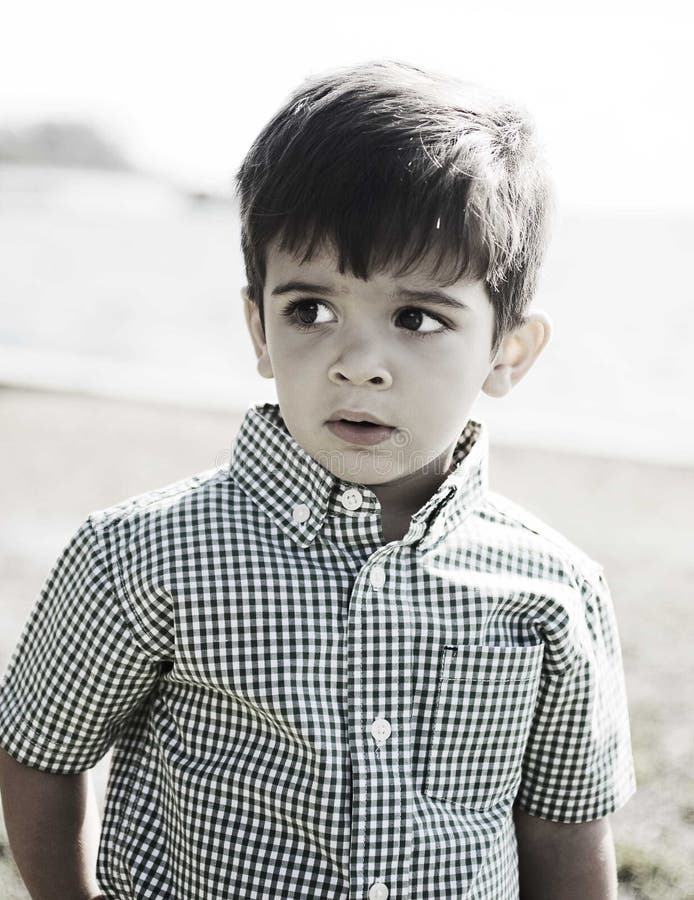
[422,642,544,811]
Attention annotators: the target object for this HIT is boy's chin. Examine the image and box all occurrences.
[312,455,406,486]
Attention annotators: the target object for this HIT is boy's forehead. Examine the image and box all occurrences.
[264,238,479,297]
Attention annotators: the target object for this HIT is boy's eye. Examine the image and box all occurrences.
[281,299,335,329]
[281,299,449,339]
[395,307,448,337]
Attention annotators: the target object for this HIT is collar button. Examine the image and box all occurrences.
[370,566,386,589]
[292,503,311,525]
[340,488,363,511]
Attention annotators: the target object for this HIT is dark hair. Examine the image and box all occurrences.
[235,59,553,352]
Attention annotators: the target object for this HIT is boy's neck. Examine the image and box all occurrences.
[369,440,456,540]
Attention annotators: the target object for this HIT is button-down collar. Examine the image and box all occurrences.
[229,402,488,549]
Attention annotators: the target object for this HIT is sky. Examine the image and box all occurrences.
[1,0,692,210]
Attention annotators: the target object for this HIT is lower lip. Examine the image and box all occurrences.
[327,420,396,446]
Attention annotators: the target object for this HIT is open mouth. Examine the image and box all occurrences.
[327,418,395,446]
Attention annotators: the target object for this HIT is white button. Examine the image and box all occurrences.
[292,503,311,525]
[370,718,392,742]
[340,488,363,511]
[370,566,386,589]
[368,883,389,900]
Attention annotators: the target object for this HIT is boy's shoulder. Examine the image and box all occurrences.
[87,465,234,540]
[473,489,604,592]
[55,466,239,658]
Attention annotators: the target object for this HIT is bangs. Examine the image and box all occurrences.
[277,191,489,289]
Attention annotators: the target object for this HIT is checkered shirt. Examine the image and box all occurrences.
[0,402,636,899]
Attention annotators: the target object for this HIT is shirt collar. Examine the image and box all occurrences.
[228,402,488,549]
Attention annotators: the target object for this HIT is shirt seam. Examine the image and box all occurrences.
[0,705,84,756]
[86,515,161,662]
[516,775,637,811]
[538,571,613,680]
[482,494,603,590]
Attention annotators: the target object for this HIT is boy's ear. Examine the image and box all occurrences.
[241,287,274,380]
[482,311,551,398]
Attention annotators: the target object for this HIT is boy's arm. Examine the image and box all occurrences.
[513,805,617,899]
[0,747,105,900]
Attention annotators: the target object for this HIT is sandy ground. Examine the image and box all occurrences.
[1,385,692,899]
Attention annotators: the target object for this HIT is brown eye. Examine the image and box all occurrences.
[281,299,334,331]
[398,309,425,330]
[396,307,449,339]
[294,302,318,326]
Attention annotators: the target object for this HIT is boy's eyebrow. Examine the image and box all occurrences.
[394,287,469,311]
[271,280,343,297]
[271,281,468,311]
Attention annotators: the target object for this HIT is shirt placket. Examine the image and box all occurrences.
[346,533,417,900]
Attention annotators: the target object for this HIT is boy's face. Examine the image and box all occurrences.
[244,240,513,494]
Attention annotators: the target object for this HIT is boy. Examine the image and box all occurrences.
[0,60,635,899]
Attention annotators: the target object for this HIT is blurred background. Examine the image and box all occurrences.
[1,1,692,897]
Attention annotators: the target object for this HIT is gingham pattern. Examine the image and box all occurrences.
[0,402,636,899]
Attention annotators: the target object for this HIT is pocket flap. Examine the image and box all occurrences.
[442,642,544,683]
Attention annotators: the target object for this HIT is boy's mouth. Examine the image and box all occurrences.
[327,409,392,427]
[326,415,396,446]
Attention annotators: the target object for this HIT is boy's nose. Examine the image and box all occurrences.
[328,347,393,387]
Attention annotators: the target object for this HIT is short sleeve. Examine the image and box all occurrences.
[0,517,162,773]
[515,568,637,822]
